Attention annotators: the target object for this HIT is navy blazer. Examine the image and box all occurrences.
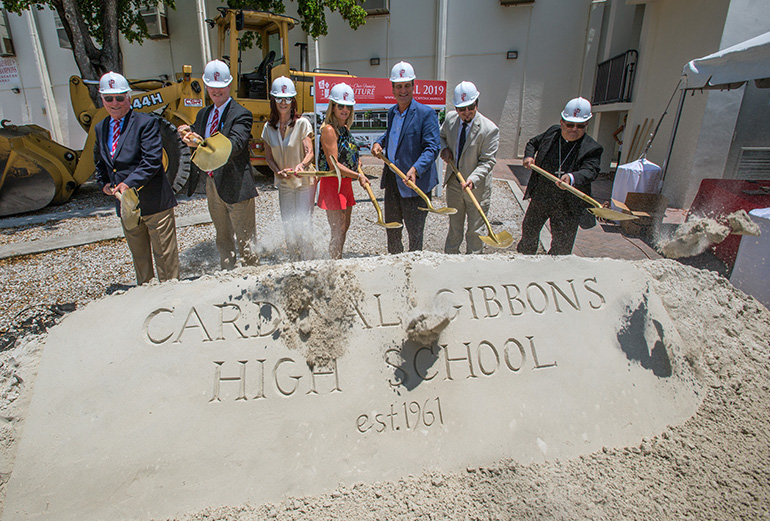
[190,99,257,205]
[94,110,177,216]
[375,99,440,198]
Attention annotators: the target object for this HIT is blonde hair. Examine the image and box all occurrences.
[322,100,355,131]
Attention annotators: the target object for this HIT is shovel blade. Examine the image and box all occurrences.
[588,207,639,221]
[480,230,514,249]
[368,218,403,229]
[191,132,232,172]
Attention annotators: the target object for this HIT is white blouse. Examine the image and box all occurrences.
[261,116,314,189]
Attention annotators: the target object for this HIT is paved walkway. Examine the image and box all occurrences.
[493,158,662,261]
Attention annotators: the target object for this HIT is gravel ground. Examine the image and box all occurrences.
[0,168,522,347]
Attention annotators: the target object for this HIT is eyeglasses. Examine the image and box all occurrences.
[276,98,293,105]
[102,95,126,103]
[562,121,587,129]
[457,104,476,113]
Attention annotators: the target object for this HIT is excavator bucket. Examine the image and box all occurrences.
[0,123,79,217]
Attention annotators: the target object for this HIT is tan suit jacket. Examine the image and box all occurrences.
[440,110,499,201]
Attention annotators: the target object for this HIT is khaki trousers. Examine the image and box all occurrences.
[444,178,489,255]
[206,176,258,269]
[122,207,180,285]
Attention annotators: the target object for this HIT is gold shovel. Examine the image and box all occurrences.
[374,152,457,215]
[358,165,402,229]
[446,163,513,248]
[116,186,141,230]
[529,164,638,221]
[181,130,233,172]
[293,165,401,229]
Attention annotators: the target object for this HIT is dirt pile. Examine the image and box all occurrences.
[659,210,762,259]
[1,256,769,521]
[276,262,364,368]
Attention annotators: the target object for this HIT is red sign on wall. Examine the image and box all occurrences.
[314,75,447,111]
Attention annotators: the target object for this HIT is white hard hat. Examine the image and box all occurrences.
[453,81,479,108]
[270,76,297,98]
[561,97,592,123]
[99,71,130,95]
[329,82,355,106]
[389,61,416,82]
[202,59,233,88]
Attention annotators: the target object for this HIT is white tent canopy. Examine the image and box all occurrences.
[681,31,770,89]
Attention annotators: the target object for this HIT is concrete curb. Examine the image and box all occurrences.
[0,213,212,260]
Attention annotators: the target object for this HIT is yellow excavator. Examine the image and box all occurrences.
[0,8,353,217]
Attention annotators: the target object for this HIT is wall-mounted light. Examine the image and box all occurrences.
[507,51,518,60]
[370,57,380,66]
[11,87,20,94]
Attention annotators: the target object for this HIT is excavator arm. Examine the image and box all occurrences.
[0,66,204,216]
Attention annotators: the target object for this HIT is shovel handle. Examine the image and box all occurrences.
[180,128,204,147]
[290,170,358,178]
[447,163,496,234]
[374,152,430,200]
[529,164,603,209]
[358,165,385,220]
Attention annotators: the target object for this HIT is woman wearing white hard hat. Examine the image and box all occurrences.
[261,76,316,260]
[318,82,368,259]
[517,96,603,256]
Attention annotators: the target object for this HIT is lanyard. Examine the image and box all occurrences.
[557,138,577,175]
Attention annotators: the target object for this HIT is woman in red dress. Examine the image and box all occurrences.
[318,83,370,259]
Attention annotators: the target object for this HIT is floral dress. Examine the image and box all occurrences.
[318,125,359,210]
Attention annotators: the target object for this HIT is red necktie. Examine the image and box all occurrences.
[111,119,121,157]
[206,108,220,176]
[209,108,219,137]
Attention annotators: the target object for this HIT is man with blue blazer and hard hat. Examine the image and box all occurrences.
[94,71,180,285]
[371,61,441,254]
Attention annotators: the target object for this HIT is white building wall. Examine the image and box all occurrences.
[319,0,598,158]
[628,0,730,208]
[682,0,770,206]
[0,8,80,148]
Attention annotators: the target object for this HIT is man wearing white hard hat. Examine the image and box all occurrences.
[371,61,440,253]
[517,97,602,255]
[439,81,499,254]
[178,59,258,269]
[94,71,180,285]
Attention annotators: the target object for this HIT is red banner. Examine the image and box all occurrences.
[314,76,447,111]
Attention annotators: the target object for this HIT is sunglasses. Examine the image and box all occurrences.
[102,95,126,103]
[276,98,293,105]
[457,104,477,113]
[562,121,587,129]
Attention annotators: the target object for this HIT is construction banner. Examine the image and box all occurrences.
[314,75,447,112]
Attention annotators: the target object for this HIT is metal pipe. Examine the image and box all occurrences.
[661,87,687,186]
[436,0,448,81]
[196,0,212,67]
[26,9,64,143]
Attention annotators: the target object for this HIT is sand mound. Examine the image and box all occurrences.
[1,255,768,521]
[660,210,762,259]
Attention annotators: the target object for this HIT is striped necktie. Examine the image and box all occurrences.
[111,118,121,157]
[206,108,220,176]
[208,107,219,137]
